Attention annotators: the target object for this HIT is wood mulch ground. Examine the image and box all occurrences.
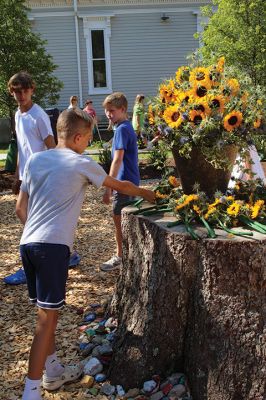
[0,172,157,400]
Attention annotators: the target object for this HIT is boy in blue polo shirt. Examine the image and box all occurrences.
[101,92,140,271]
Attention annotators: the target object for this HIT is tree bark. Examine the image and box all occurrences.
[109,209,266,400]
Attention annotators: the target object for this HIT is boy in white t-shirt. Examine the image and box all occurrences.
[8,71,56,194]
[3,72,56,285]
[16,108,155,400]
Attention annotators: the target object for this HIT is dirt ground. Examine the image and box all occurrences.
[0,179,156,400]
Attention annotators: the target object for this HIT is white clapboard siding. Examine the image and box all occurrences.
[31,6,199,114]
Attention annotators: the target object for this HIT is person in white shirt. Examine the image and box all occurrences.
[3,71,56,285]
[16,108,155,400]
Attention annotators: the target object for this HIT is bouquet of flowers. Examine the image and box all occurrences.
[148,57,265,169]
[131,177,266,240]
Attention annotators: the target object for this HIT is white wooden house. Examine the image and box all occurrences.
[27,0,210,115]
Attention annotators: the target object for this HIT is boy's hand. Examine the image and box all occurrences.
[103,188,112,204]
[141,188,156,204]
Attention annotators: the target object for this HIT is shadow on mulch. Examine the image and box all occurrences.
[0,170,15,192]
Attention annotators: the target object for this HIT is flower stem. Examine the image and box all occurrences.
[239,216,266,234]
[132,206,157,215]
[217,220,253,236]
[133,198,144,208]
[142,207,172,216]
[167,220,183,228]
[200,216,217,238]
[184,218,199,240]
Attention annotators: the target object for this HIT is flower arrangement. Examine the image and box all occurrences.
[131,177,266,240]
[148,57,265,169]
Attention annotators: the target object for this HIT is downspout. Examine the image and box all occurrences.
[74,0,83,107]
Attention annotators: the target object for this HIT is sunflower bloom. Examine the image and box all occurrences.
[189,110,205,126]
[168,176,179,187]
[192,82,210,98]
[175,66,190,83]
[189,67,211,88]
[223,79,240,97]
[227,202,241,217]
[193,98,212,116]
[163,105,182,128]
[223,111,243,132]
[204,207,216,220]
[254,118,262,129]
[216,57,225,73]
[251,200,264,219]
[159,83,177,104]
[209,94,226,114]
[193,205,201,215]
[175,194,198,211]
[155,191,168,199]
[174,90,192,105]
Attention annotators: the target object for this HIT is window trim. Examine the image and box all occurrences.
[83,16,113,95]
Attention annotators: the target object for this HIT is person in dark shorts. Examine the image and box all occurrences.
[16,108,155,400]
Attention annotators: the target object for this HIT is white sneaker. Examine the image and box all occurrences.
[100,256,122,272]
[42,364,82,391]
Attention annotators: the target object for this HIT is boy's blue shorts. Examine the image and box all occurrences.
[113,192,136,216]
[20,243,70,310]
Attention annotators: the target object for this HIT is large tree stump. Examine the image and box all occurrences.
[109,207,266,400]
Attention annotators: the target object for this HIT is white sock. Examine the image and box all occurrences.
[22,377,42,400]
[45,352,65,377]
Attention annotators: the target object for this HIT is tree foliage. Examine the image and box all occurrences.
[0,0,63,120]
[198,0,266,87]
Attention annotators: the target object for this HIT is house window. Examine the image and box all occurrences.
[91,30,107,88]
[83,16,113,95]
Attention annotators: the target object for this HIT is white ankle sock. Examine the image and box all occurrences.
[22,377,42,400]
[45,352,65,377]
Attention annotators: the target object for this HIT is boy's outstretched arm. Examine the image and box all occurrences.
[103,176,155,204]
[103,149,124,204]
[16,190,29,225]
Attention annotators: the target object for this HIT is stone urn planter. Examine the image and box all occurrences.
[172,145,238,198]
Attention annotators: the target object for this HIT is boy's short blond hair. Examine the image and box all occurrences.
[102,92,128,110]
[8,71,35,93]
[57,109,93,140]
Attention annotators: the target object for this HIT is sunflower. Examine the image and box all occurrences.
[175,194,198,211]
[208,67,221,87]
[189,67,211,87]
[251,200,264,219]
[148,104,156,125]
[192,82,210,98]
[175,66,190,84]
[159,83,176,104]
[254,118,262,129]
[241,92,249,108]
[193,205,202,215]
[222,79,240,98]
[189,110,205,126]
[208,94,226,114]
[163,105,183,128]
[204,207,217,220]
[223,111,243,132]
[193,98,212,116]
[227,201,241,217]
[155,191,168,199]
[174,90,192,105]
[168,176,179,187]
[216,56,225,73]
